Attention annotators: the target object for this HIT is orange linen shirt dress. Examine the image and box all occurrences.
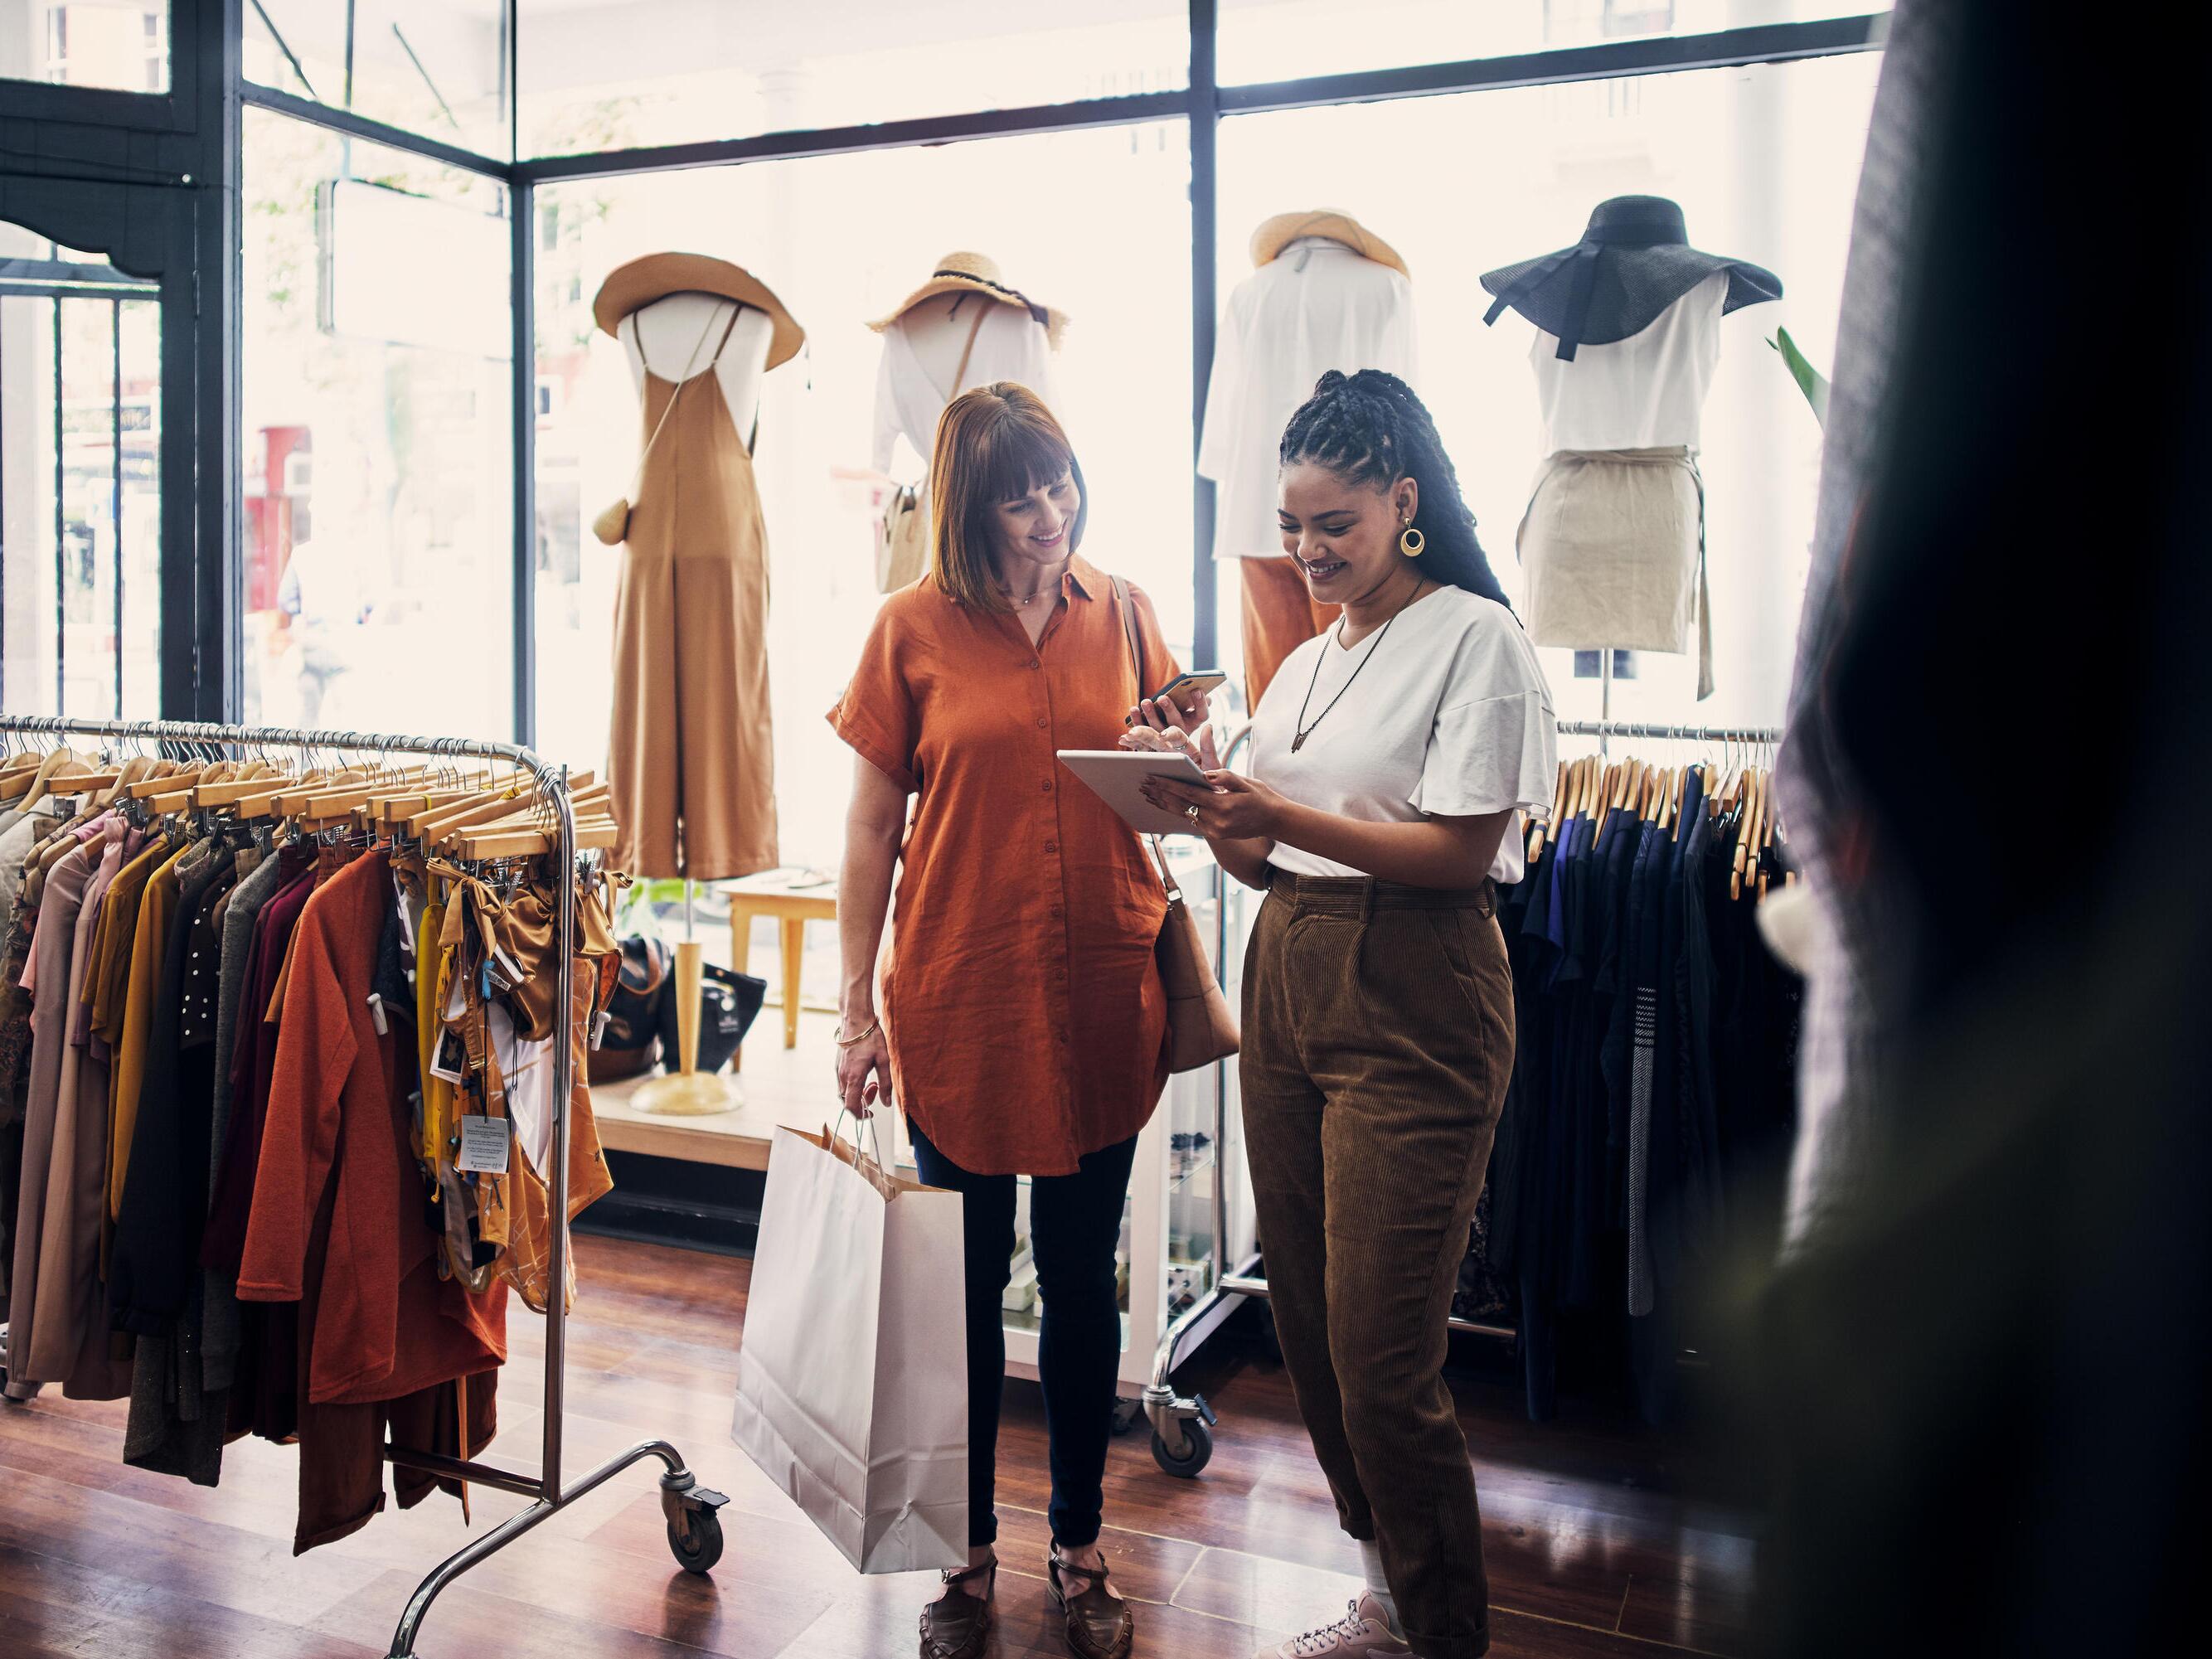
[829,556,1180,1177]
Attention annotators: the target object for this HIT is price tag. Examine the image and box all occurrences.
[456,1115,511,1176]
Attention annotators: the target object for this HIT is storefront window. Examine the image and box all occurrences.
[1217,50,1881,725]
[245,1,510,160]
[531,120,1194,861]
[517,0,1187,159]
[239,107,513,737]
[1220,0,1879,85]
[0,221,162,717]
[0,0,167,92]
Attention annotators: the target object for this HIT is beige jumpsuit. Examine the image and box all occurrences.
[607,316,779,881]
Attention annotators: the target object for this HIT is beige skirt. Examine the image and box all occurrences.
[1516,446,1712,699]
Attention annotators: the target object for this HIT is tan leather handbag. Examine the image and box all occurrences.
[875,482,929,593]
[871,302,991,592]
[1112,577,1239,1074]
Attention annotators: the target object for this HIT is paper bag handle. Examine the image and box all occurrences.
[827,1110,902,1200]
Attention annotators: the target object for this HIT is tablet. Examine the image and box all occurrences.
[1056,750,1212,836]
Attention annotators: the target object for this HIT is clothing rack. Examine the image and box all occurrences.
[1136,715,1789,1476]
[1559,717,1784,752]
[0,714,728,1659]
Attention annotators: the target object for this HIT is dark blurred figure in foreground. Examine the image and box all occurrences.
[1757,0,2212,1652]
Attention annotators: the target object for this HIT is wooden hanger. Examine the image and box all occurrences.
[1530,758,1571,864]
[0,747,76,804]
[196,766,309,808]
[443,783,613,856]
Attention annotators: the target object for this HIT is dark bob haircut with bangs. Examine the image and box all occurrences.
[929,381,1089,611]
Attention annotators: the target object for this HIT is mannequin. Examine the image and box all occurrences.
[866,251,1063,593]
[591,251,806,1116]
[1199,209,1417,710]
[871,289,1056,477]
[620,292,776,439]
[1482,196,1782,702]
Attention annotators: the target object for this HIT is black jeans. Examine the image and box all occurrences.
[907,1122,1137,1551]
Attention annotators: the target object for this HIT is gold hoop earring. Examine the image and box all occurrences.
[1399,521,1425,558]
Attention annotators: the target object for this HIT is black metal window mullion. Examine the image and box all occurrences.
[1,302,7,711]
[1190,0,1219,672]
[52,296,63,715]
[112,298,124,718]
[512,174,536,746]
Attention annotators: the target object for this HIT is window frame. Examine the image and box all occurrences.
[3,2,1888,736]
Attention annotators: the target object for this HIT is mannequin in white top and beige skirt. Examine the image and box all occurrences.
[1482,196,1783,701]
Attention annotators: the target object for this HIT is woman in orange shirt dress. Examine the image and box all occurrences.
[831,382,1205,1659]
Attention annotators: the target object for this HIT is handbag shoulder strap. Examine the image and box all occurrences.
[950,300,989,397]
[623,300,741,492]
[1111,575,1181,895]
[1109,574,1146,696]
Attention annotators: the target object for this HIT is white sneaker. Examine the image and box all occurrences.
[1255,1595,1412,1657]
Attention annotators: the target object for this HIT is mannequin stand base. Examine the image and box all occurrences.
[633,1071,744,1117]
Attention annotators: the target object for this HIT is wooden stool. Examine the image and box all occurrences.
[725,871,839,1060]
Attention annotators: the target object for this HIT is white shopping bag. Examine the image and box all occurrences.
[730,1121,968,1574]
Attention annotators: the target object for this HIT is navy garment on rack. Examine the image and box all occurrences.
[1485,766,1802,1423]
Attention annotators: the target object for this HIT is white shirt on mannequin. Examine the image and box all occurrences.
[871,292,1057,476]
[620,290,776,441]
[1197,236,1419,561]
[1529,271,1726,455]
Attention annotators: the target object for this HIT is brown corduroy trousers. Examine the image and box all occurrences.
[1241,873,1515,1659]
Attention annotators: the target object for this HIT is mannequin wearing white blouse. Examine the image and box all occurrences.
[871,292,1056,477]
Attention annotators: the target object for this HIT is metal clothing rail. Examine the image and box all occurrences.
[1136,715,1789,1476]
[0,715,727,1659]
[1559,718,1784,745]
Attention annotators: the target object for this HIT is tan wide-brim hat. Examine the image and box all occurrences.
[592,252,806,371]
[866,250,1068,349]
[1249,209,1409,279]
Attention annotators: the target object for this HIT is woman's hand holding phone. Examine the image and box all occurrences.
[1126,682,1214,739]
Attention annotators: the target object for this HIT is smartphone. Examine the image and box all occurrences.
[1145,670,1227,710]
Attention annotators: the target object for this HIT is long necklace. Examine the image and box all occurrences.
[1291,582,1424,753]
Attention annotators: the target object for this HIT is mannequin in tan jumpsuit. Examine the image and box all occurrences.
[592,254,804,882]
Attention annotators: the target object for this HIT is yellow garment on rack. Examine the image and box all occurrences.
[419,894,454,1173]
[83,837,166,1045]
[108,840,193,1220]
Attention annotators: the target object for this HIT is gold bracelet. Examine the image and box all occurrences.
[835,1019,881,1049]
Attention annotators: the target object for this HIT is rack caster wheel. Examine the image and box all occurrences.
[659,1468,730,1574]
[1151,1417,1214,1477]
[667,1508,725,1574]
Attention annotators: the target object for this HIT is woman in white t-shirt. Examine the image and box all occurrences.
[1140,369,1555,1659]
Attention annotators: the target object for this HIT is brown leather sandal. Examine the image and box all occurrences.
[1047,1550,1134,1659]
[919,1557,996,1659]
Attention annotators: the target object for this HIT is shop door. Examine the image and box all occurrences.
[0,222,163,716]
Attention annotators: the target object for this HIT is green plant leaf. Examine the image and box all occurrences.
[1768,327,1831,428]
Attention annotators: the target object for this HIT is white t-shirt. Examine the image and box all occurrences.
[1530,271,1726,454]
[1249,585,1557,886]
[1197,239,1419,560]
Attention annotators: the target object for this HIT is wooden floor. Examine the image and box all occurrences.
[0,1235,1758,1658]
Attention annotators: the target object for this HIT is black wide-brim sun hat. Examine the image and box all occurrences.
[1480,195,1782,361]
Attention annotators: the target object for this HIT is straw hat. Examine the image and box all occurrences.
[1249,209,1409,279]
[866,251,1068,348]
[592,252,806,370]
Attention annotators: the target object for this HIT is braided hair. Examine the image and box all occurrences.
[1278,369,1511,610]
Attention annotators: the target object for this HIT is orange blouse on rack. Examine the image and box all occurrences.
[830,555,1179,1177]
